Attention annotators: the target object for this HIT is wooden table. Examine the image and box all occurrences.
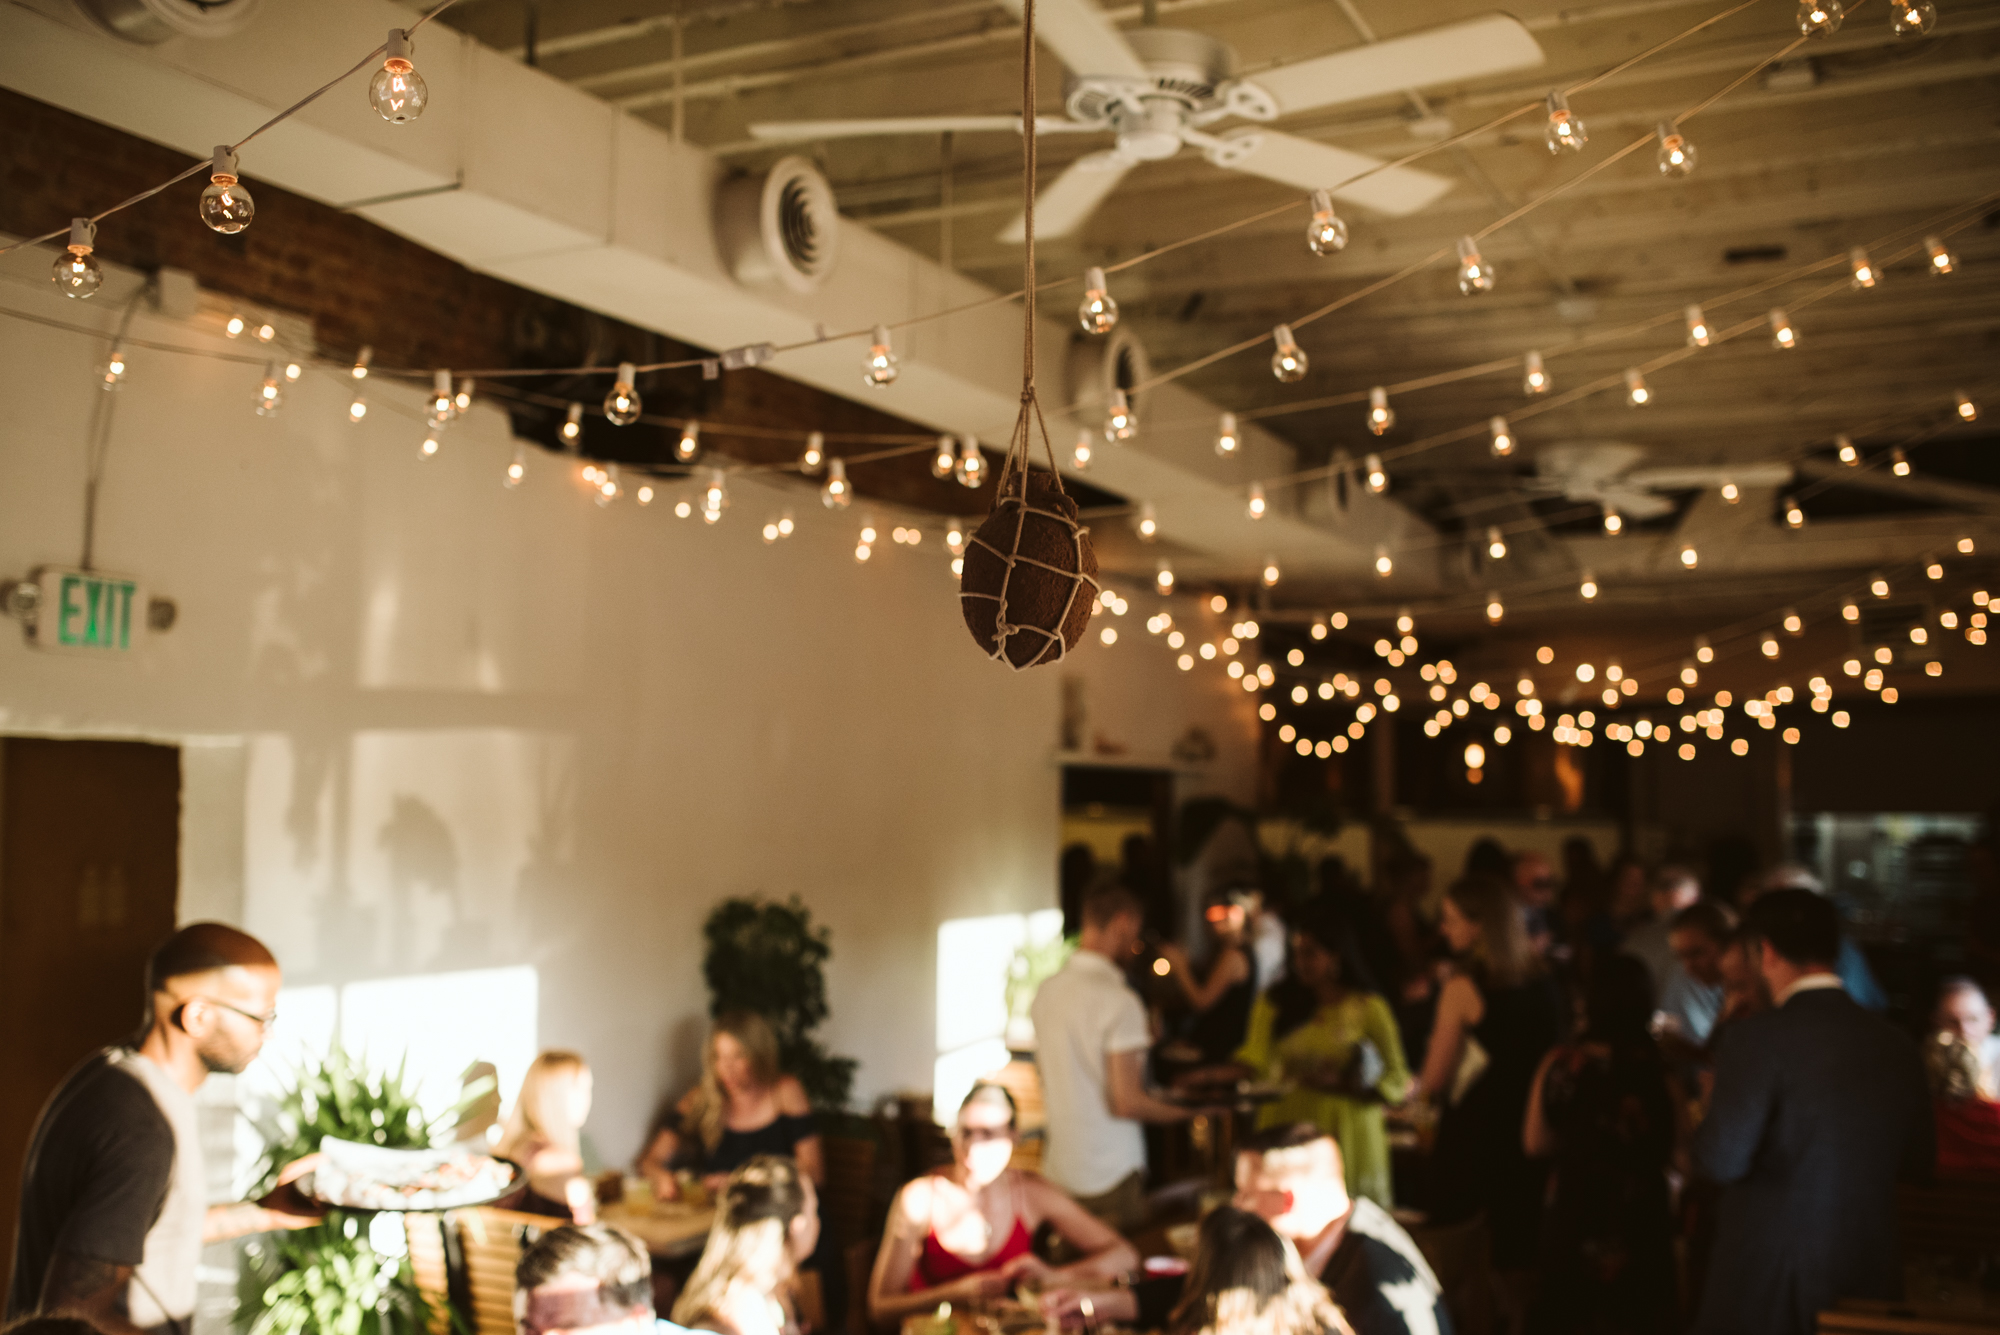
[599,1199,715,1259]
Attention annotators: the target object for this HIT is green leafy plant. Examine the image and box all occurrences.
[238,1048,479,1335]
[703,897,857,1111]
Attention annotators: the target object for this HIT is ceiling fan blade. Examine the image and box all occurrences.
[1628,464,1793,489]
[747,116,1102,141]
[994,0,1148,80]
[1249,14,1544,116]
[1206,130,1451,216]
[997,151,1137,241]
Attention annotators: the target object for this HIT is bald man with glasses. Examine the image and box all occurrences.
[7,923,323,1335]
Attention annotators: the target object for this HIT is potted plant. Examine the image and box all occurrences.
[702,896,857,1113]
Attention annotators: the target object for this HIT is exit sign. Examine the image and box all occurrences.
[31,566,144,655]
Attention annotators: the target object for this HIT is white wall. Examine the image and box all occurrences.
[0,261,1258,1161]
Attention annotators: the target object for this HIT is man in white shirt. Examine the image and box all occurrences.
[1031,879,1194,1231]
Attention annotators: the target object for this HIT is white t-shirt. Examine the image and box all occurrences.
[1030,948,1151,1196]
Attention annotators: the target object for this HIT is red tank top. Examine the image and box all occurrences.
[914,1174,1034,1288]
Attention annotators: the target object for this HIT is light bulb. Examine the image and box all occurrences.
[1073,430,1093,470]
[1784,608,1804,634]
[504,444,526,489]
[1720,479,1740,504]
[1523,350,1550,395]
[862,325,898,386]
[1544,89,1587,153]
[1077,266,1118,334]
[700,469,728,523]
[53,218,102,299]
[1761,632,1781,659]
[1843,598,1861,621]
[1681,660,1698,685]
[1263,558,1281,587]
[1216,412,1239,456]
[1956,392,1978,421]
[1105,390,1137,442]
[225,314,246,338]
[428,370,455,427]
[1603,506,1624,535]
[1364,453,1387,494]
[1848,246,1878,290]
[1926,236,1956,275]
[915,434,948,479]
[956,436,985,488]
[1135,503,1158,541]
[1837,433,1858,465]
[1455,235,1495,295]
[1871,572,1890,597]
[348,347,372,382]
[596,463,620,505]
[800,431,825,473]
[199,145,255,234]
[1486,593,1504,623]
[1156,563,1175,593]
[254,362,284,416]
[1696,637,1714,663]
[1624,368,1651,406]
[101,349,126,390]
[348,395,367,422]
[453,378,476,414]
[1769,308,1797,348]
[1891,448,1911,477]
[677,420,701,462]
[1306,189,1349,256]
[1686,304,1711,347]
[1489,416,1514,457]
[370,29,429,122]
[1890,0,1935,34]
[604,363,641,425]
[1374,547,1393,577]
[1797,0,1843,33]
[1486,526,1508,560]
[1926,555,1945,580]
[1784,497,1806,528]
[822,456,852,509]
[1247,482,1266,520]
[638,485,657,507]
[1366,386,1394,435]
[1271,324,1308,383]
[255,323,275,342]
[420,430,441,459]
[1680,545,1699,568]
[779,512,795,537]
[1580,571,1599,599]
[1656,122,1696,176]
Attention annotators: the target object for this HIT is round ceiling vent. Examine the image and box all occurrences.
[715,155,840,295]
[1068,323,1152,423]
[69,0,263,44]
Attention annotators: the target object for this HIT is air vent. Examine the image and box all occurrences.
[1068,324,1152,426]
[715,155,840,295]
[1724,244,1788,265]
[70,0,263,44]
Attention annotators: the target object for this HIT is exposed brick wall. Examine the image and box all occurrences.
[0,87,1006,514]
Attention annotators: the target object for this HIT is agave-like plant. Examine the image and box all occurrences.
[238,1048,489,1335]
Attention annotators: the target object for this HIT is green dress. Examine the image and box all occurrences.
[1236,991,1411,1206]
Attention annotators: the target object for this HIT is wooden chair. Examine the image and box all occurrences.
[405,1213,453,1335]
[450,1206,558,1335]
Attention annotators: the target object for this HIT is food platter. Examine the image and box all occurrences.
[300,1136,522,1213]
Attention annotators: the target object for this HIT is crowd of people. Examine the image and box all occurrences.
[6,840,1997,1335]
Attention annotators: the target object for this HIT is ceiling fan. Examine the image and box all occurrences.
[1525,444,1793,520]
[745,0,1546,241]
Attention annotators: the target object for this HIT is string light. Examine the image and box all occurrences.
[348,347,372,381]
[1366,386,1395,435]
[1784,497,1806,528]
[1216,412,1239,456]
[1837,433,1858,465]
[1364,453,1387,494]
[1624,368,1651,406]
[348,393,367,422]
[1686,305,1711,347]
[800,431,825,473]
[1680,544,1699,568]
[1926,236,1956,275]
[700,469,728,524]
[635,484,655,506]
[956,436,986,487]
[1455,236,1495,295]
[604,363,640,425]
[1891,447,1911,477]
[199,146,254,234]
[1842,597,1861,621]
[1263,557,1281,587]
[862,325,898,386]
[1272,325,1308,383]
[928,435,956,479]
[1870,572,1891,597]
[504,443,526,488]
[1486,592,1504,623]
[420,428,441,459]
[1656,122,1695,176]
[822,456,851,509]
[1077,267,1118,334]
[1681,659,1699,685]
[370,29,429,123]
[1156,563,1175,593]
[557,403,583,446]
[1926,555,1945,580]
[255,322,275,342]
[1784,608,1804,634]
[1523,350,1550,396]
[1891,0,1937,34]
[1761,631,1781,658]
[1374,547,1393,577]
[53,219,102,298]
[1486,526,1508,560]
[254,362,283,416]
[1797,0,1843,36]
[1105,390,1138,441]
[1696,637,1714,663]
[1544,89,1588,153]
[1489,416,1514,457]
[101,349,126,390]
[1769,307,1798,348]
[1849,246,1878,289]
[677,420,701,462]
[1306,189,1349,256]
[1072,429,1093,470]
[1603,506,1623,535]
[1720,479,1741,504]
[225,314,246,338]
[1956,392,1978,421]
[284,361,302,382]
[1959,537,1977,553]
[1580,570,1599,599]
[454,378,476,414]
[1247,482,1267,519]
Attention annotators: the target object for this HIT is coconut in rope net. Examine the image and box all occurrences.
[958,0,1100,669]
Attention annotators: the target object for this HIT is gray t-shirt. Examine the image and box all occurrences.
[7,1049,206,1335]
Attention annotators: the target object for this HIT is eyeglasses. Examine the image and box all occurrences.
[193,996,279,1029]
[955,1125,1015,1143]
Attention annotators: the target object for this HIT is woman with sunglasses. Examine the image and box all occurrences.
[867,1084,1138,1324]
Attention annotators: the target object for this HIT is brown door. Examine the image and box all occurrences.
[0,738,180,1291]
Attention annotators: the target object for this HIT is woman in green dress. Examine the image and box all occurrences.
[1235,897,1411,1207]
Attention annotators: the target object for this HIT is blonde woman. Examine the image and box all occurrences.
[868,1084,1137,1324]
[1166,1207,1350,1335]
[673,1156,820,1335]
[496,1051,597,1224]
[639,1013,822,1200]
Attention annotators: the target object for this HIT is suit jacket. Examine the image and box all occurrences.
[1692,986,1932,1335]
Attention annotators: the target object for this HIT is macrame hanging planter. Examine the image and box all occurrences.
[959,0,1100,669]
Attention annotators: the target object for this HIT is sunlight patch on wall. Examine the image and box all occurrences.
[932,909,1061,1119]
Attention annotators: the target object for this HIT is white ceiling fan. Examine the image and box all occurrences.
[1526,444,1793,519]
[745,0,1546,241]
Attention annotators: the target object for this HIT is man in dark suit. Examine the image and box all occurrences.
[1693,889,1932,1335]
